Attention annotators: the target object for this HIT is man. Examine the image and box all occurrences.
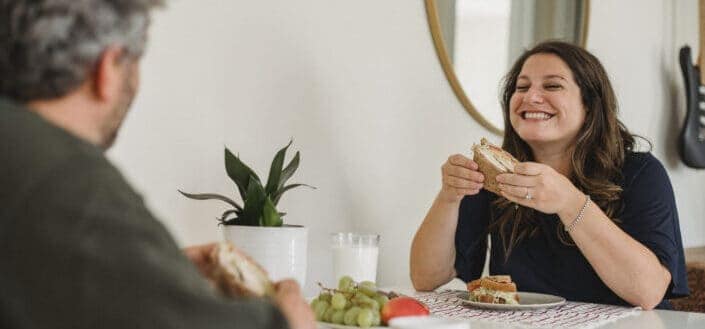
[0,1,314,328]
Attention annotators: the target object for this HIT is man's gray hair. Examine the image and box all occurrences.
[0,0,164,102]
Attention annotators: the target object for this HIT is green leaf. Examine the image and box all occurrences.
[178,190,243,212]
[278,151,300,190]
[224,148,260,200]
[218,209,241,224]
[262,196,283,227]
[240,175,267,226]
[265,141,292,197]
[272,183,316,205]
[221,218,240,226]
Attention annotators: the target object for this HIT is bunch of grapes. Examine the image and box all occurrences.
[310,276,390,328]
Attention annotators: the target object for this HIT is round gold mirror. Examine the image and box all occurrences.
[425,0,590,135]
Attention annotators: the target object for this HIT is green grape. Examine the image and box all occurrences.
[352,294,379,310]
[323,307,336,323]
[338,276,354,291]
[367,299,380,311]
[331,292,347,310]
[371,309,381,326]
[373,294,389,308]
[314,300,329,321]
[357,308,374,328]
[360,281,376,288]
[318,292,332,303]
[359,281,377,297]
[331,309,346,324]
[309,298,320,310]
[343,306,362,326]
[350,295,363,307]
[359,287,377,298]
[351,292,366,305]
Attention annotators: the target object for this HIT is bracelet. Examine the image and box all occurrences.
[565,194,591,233]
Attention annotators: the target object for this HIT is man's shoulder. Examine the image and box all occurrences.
[0,98,110,188]
[0,98,141,222]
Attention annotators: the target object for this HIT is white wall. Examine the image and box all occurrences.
[108,0,705,295]
[588,0,705,248]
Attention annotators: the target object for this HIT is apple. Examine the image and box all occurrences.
[380,296,430,324]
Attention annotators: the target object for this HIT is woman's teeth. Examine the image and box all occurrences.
[523,112,553,120]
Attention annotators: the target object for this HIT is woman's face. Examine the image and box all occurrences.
[509,53,586,149]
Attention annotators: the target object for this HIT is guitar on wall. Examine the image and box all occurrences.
[679,0,705,168]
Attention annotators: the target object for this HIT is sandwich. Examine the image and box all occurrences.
[467,275,520,305]
[211,242,274,298]
[471,138,519,195]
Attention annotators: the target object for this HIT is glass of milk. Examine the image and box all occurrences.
[331,232,380,283]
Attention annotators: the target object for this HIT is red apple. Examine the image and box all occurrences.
[380,296,430,324]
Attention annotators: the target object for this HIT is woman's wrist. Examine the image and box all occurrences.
[557,188,587,225]
[437,188,463,205]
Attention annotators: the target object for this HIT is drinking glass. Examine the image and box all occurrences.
[330,232,380,283]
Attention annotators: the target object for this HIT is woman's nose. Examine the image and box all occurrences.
[524,88,544,104]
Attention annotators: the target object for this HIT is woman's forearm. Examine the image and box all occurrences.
[558,193,671,309]
[410,192,461,291]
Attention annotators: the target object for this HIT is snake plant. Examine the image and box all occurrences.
[179,141,314,226]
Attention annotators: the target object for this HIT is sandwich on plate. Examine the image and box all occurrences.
[467,275,520,305]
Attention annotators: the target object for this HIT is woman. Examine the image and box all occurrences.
[410,41,688,310]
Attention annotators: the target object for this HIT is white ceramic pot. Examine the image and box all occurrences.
[221,224,308,288]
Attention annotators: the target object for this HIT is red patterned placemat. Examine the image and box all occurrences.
[414,290,640,329]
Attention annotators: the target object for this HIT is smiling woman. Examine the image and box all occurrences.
[410,41,690,310]
[508,53,586,147]
[425,0,590,135]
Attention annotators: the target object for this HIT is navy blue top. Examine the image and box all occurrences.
[454,152,689,309]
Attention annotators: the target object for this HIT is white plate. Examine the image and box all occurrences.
[317,322,386,329]
[461,291,566,310]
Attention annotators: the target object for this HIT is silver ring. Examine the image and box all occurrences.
[524,187,532,200]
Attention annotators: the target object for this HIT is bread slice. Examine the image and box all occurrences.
[211,242,274,298]
[472,138,519,195]
[467,275,520,304]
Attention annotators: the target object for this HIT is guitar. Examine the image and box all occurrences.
[679,0,705,168]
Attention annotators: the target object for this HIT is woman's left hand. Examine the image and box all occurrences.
[495,162,581,215]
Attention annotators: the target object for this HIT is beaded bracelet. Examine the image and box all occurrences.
[565,194,591,233]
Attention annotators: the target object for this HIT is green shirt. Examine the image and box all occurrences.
[0,98,289,329]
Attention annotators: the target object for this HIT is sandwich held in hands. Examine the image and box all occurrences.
[467,275,520,305]
[211,241,275,298]
[472,138,519,195]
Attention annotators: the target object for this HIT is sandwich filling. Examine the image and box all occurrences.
[469,287,519,305]
[217,243,270,296]
[476,146,516,173]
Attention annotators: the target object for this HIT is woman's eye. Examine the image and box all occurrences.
[516,85,529,91]
[544,84,562,90]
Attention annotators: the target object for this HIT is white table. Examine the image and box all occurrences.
[379,282,705,329]
[317,307,705,329]
[442,309,705,329]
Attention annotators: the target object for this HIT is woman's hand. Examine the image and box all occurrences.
[439,154,485,203]
[495,162,583,216]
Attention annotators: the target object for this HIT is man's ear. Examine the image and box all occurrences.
[91,47,125,102]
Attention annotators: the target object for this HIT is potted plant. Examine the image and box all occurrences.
[179,141,314,286]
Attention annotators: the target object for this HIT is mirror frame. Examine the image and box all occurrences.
[424,0,591,135]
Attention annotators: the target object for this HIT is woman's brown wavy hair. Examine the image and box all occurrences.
[491,41,641,257]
